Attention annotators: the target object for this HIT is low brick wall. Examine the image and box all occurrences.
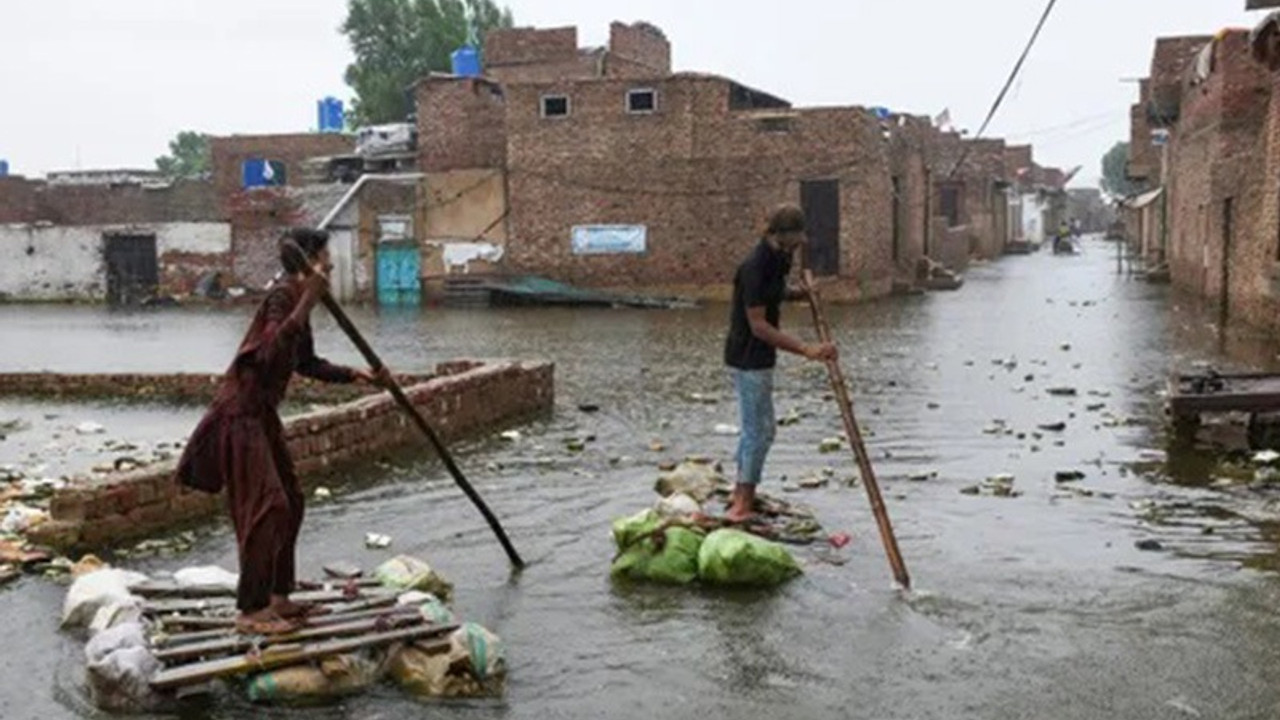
[25,359,554,551]
[0,370,437,406]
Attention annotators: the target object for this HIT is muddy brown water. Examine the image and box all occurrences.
[5,238,1280,719]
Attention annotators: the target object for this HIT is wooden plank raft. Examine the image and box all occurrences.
[131,577,381,599]
[142,588,398,616]
[154,599,406,643]
[154,612,431,663]
[150,623,456,690]
[155,595,399,631]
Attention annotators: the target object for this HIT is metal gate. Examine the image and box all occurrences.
[801,180,840,276]
[104,234,158,306]
[376,242,422,306]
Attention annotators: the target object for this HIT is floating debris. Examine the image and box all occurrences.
[1046,387,1078,397]
[499,430,522,443]
[76,422,106,436]
[1055,471,1086,483]
[364,533,393,550]
[1038,422,1067,432]
[1252,450,1280,466]
[1135,539,1164,552]
[577,403,601,414]
[819,437,844,454]
[713,424,740,437]
[314,487,333,501]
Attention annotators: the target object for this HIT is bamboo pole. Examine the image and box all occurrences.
[800,270,911,589]
[285,241,525,569]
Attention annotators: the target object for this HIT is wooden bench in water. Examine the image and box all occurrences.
[1168,372,1280,418]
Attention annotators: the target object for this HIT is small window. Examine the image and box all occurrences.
[757,117,792,134]
[627,88,657,114]
[541,95,569,118]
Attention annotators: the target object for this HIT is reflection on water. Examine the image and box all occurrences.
[5,240,1280,718]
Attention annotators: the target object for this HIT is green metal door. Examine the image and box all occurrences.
[376,243,421,306]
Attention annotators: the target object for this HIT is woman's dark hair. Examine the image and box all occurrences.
[278,228,330,273]
[764,204,806,236]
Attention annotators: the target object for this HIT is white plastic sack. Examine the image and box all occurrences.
[89,600,144,637]
[85,622,162,712]
[173,566,239,592]
[655,492,701,520]
[63,569,148,629]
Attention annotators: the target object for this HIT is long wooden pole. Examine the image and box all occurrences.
[287,242,525,569]
[801,270,911,589]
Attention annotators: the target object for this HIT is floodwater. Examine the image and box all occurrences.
[5,238,1280,719]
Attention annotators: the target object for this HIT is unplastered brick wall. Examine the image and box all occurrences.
[416,78,509,172]
[0,371,434,406]
[210,134,354,211]
[0,177,39,223]
[607,22,671,76]
[27,360,554,550]
[1165,30,1273,327]
[500,74,895,300]
[229,189,305,291]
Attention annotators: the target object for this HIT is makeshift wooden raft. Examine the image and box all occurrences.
[134,571,451,692]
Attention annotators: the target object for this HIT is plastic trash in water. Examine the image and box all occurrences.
[364,533,392,549]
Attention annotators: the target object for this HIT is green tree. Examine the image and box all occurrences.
[1100,141,1141,198]
[342,0,514,126]
[155,131,212,180]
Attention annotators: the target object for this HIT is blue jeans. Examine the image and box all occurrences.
[731,369,776,486]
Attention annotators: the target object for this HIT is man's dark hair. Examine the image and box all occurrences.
[765,204,806,236]
[278,228,330,274]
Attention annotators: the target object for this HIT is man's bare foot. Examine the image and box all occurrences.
[236,609,297,635]
[271,595,332,620]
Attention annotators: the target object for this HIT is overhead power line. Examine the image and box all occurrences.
[948,0,1061,178]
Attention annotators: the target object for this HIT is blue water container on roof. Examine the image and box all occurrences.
[451,45,482,78]
[0,160,8,178]
[317,97,345,133]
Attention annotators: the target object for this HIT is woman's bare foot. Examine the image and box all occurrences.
[235,609,298,635]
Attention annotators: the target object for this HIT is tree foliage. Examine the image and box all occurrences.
[155,131,211,180]
[342,0,514,126]
[1100,141,1141,198]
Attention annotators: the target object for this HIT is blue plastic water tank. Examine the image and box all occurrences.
[317,97,345,133]
[0,160,8,178]
[451,45,482,77]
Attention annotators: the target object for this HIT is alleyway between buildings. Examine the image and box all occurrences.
[5,239,1280,719]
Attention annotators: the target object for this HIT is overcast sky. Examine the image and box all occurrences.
[0,1,1263,186]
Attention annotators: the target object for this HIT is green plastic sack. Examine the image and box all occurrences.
[697,529,802,588]
[612,510,661,549]
[610,510,705,585]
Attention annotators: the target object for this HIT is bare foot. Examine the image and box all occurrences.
[271,596,332,620]
[236,609,297,635]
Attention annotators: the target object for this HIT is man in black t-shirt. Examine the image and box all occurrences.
[723,204,837,523]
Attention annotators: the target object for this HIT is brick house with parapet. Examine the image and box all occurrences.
[414,21,960,300]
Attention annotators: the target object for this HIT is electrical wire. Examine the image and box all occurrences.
[948,0,1061,178]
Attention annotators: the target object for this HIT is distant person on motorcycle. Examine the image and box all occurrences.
[1054,220,1071,253]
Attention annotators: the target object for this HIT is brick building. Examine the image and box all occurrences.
[412,20,1041,300]
[1124,23,1280,332]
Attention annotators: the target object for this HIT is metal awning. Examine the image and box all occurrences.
[1122,187,1164,209]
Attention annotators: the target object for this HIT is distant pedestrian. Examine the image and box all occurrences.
[722,204,837,523]
[176,228,391,634]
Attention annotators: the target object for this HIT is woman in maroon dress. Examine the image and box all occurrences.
[177,229,389,634]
